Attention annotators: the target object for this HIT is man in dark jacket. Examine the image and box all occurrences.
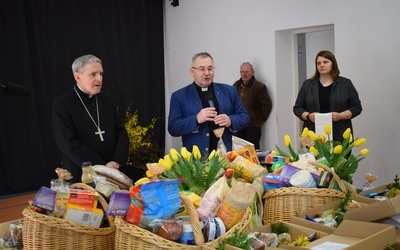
[233,62,273,149]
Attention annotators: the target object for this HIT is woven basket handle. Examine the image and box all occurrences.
[178,193,205,245]
[69,182,114,227]
[308,161,346,193]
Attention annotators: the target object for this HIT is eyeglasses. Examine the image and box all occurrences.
[191,66,215,73]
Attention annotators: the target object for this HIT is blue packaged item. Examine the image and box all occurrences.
[139,179,183,228]
[262,174,286,191]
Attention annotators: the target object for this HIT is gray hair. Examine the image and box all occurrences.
[241,62,254,72]
[192,52,213,64]
[72,54,102,74]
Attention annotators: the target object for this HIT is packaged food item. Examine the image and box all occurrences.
[139,179,182,228]
[289,170,316,188]
[63,203,104,228]
[152,218,183,242]
[106,190,131,216]
[51,168,73,191]
[197,176,229,220]
[95,175,120,198]
[262,174,286,191]
[68,189,99,208]
[0,220,23,248]
[247,232,279,249]
[32,186,57,211]
[317,171,333,188]
[52,190,70,218]
[81,161,97,188]
[225,155,267,182]
[217,178,256,229]
[93,165,133,190]
[178,219,195,245]
[125,184,144,226]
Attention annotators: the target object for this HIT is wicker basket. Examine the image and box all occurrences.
[22,183,115,250]
[114,192,253,249]
[262,161,347,224]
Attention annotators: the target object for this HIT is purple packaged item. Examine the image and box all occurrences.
[32,186,57,211]
[279,164,319,186]
[106,190,131,216]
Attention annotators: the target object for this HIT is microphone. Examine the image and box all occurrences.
[205,92,215,108]
[0,82,31,97]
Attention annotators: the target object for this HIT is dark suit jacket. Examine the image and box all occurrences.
[168,82,249,155]
[293,76,362,141]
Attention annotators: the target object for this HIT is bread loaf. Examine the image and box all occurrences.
[93,165,133,190]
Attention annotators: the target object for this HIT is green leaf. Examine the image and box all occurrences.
[276,145,290,157]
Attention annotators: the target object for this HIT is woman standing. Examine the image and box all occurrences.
[293,50,362,141]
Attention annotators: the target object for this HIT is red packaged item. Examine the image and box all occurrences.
[125,185,144,226]
[68,189,99,208]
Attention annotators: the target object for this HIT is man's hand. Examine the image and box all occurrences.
[214,114,231,127]
[197,107,217,123]
[106,161,120,169]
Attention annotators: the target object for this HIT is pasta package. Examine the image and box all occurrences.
[225,155,267,182]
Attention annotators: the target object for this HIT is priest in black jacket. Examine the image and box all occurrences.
[52,54,129,182]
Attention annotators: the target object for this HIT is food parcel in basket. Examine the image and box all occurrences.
[20,163,135,250]
[261,125,369,224]
[110,136,265,249]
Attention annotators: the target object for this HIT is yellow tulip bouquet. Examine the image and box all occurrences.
[158,146,228,196]
[276,125,369,184]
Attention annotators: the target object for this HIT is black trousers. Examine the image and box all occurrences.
[235,127,262,150]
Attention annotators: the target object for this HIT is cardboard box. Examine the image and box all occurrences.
[63,203,104,227]
[293,220,396,250]
[358,183,389,197]
[225,244,287,250]
[345,195,400,223]
[224,221,329,249]
[292,196,379,233]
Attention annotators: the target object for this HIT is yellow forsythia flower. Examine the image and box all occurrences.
[284,134,291,147]
[301,127,309,136]
[310,146,318,157]
[343,128,351,139]
[169,148,180,161]
[334,145,343,154]
[354,138,366,147]
[360,148,369,156]
[181,147,191,161]
[307,130,317,141]
[192,145,201,159]
[324,124,331,135]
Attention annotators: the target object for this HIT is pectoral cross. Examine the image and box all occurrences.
[95,127,105,142]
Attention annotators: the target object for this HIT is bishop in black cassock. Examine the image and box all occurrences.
[52,85,129,182]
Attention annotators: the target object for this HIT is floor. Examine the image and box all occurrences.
[0,192,36,223]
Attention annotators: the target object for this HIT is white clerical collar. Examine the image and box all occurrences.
[201,87,208,92]
[76,84,94,98]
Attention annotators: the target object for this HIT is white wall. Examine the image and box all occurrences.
[163,0,400,188]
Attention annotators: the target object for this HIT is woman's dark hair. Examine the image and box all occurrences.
[311,50,340,81]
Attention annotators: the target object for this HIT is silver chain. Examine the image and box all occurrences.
[74,86,101,129]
